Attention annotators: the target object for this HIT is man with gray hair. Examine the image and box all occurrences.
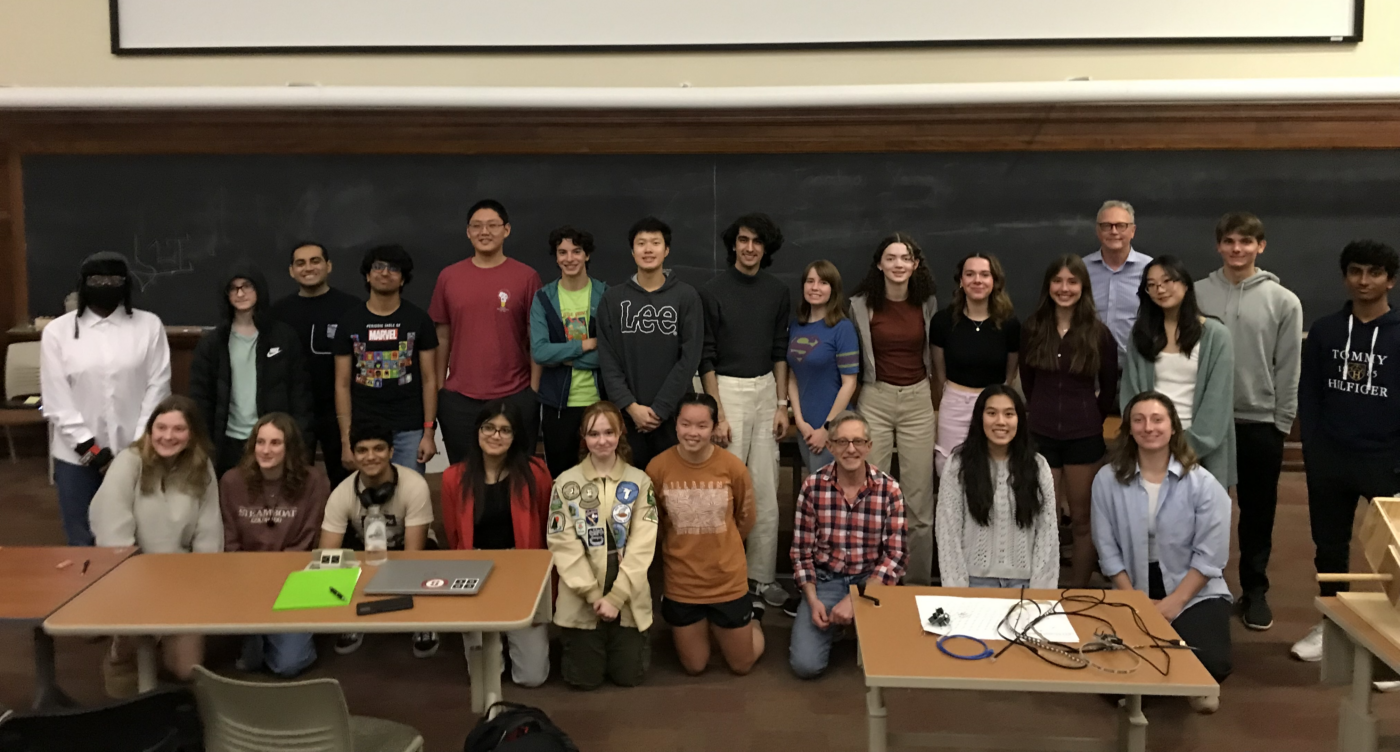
[1084,200,1152,360]
[788,411,907,678]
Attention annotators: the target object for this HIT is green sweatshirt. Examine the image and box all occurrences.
[1195,268,1304,434]
[1121,317,1237,488]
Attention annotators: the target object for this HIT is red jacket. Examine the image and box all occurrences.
[440,456,552,551]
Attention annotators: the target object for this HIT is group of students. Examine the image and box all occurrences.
[36,197,1400,712]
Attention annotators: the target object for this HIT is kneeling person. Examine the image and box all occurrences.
[789,411,907,679]
[221,413,330,677]
[319,422,437,658]
[548,401,659,689]
[646,392,763,675]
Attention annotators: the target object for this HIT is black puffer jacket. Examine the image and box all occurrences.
[190,264,314,458]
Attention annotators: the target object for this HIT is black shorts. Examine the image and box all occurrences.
[1032,433,1106,468]
[660,594,753,630]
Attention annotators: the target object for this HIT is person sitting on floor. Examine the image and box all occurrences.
[90,394,222,698]
[547,401,659,689]
[789,410,907,679]
[219,412,329,677]
[1092,390,1232,714]
[935,385,1058,590]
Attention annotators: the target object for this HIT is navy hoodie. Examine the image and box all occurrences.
[595,271,704,422]
[1299,301,1400,453]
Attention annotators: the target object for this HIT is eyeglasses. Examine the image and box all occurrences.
[85,275,125,288]
[1097,222,1134,233]
[828,438,872,450]
[370,261,402,274]
[228,282,255,296]
[1144,279,1181,293]
[479,424,514,438]
[468,222,506,233]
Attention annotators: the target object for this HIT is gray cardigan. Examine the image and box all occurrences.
[90,447,223,554]
[935,453,1059,588]
[1120,317,1236,488]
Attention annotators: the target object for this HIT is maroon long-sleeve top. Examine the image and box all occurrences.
[1019,326,1119,441]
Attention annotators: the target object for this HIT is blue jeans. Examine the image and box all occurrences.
[392,430,425,473]
[240,633,317,678]
[796,439,835,476]
[967,577,1031,588]
[54,460,101,546]
[790,571,867,679]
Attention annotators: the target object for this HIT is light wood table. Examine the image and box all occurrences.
[0,546,136,708]
[44,550,553,714]
[853,585,1219,752]
[1316,593,1400,752]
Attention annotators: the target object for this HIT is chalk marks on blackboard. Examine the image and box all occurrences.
[128,234,202,291]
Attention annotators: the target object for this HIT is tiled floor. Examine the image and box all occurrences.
[0,458,1394,751]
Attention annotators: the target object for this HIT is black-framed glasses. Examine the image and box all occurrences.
[479,424,514,438]
[370,261,402,274]
[1096,222,1133,233]
[828,438,872,450]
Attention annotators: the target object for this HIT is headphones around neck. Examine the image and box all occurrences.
[357,467,399,509]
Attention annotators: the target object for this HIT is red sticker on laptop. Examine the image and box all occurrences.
[423,578,446,589]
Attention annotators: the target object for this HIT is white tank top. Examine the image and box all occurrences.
[1155,349,1200,429]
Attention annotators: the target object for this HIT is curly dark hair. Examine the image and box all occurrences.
[720,213,784,269]
[852,233,937,311]
[360,244,414,292]
[1340,239,1399,280]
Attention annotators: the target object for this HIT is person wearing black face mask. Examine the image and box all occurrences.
[40,252,172,546]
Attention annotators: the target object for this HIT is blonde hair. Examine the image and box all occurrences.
[135,395,215,497]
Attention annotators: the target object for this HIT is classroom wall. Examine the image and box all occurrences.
[1,1,1398,88]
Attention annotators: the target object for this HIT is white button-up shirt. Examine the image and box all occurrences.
[1084,247,1152,360]
[40,308,171,464]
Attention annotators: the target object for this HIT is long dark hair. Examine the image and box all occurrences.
[950,252,1015,328]
[237,412,311,502]
[1131,255,1205,360]
[955,385,1043,529]
[459,400,538,524]
[1109,391,1199,484]
[853,233,937,312]
[1023,255,1106,375]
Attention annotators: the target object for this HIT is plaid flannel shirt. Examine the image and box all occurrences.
[790,462,907,587]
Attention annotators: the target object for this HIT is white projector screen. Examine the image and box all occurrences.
[110,0,1362,53]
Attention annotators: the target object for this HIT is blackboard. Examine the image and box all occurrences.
[23,151,1400,327]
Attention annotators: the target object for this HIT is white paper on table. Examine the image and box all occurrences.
[915,595,1080,644]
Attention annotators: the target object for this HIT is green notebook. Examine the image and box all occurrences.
[272,568,362,611]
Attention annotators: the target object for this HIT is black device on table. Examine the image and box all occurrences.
[357,595,414,616]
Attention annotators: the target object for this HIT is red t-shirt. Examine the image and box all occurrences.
[429,256,542,399]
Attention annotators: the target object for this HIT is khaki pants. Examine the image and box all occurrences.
[859,380,936,585]
[717,373,781,584]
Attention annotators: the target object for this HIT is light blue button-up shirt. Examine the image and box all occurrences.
[1091,458,1232,612]
[1084,247,1152,360]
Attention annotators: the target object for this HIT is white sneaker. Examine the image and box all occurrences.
[1290,622,1325,662]
[1374,680,1400,693]
[1188,695,1220,714]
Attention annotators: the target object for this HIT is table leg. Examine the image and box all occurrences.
[1117,694,1147,752]
[136,639,158,693]
[482,631,505,719]
[1321,618,1352,686]
[465,636,485,715]
[866,685,887,752]
[30,627,76,710]
[1338,642,1379,752]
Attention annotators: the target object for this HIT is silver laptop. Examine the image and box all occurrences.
[363,560,494,596]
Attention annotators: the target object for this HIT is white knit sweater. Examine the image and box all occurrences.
[935,454,1059,588]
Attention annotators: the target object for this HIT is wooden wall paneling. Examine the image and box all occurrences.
[1,145,21,332]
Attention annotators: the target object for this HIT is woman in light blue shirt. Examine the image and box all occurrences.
[1092,390,1232,712]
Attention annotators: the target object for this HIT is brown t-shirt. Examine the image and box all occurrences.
[219,466,330,552]
[869,300,927,386]
[645,446,756,604]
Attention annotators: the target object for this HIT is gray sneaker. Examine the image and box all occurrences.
[751,580,789,608]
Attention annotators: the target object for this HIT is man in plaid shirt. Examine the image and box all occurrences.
[789,411,907,679]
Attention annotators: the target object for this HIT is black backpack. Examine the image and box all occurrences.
[463,702,578,752]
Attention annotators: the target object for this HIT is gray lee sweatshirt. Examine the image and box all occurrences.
[90,447,224,554]
[1195,268,1304,433]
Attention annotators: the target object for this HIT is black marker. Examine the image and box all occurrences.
[329,587,347,602]
[81,560,90,575]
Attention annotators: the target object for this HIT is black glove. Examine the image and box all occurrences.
[76,439,114,471]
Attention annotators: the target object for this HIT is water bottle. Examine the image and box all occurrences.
[364,506,388,566]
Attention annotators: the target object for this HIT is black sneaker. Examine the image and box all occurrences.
[781,594,802,619]
[334,633,364,655]
[413,631,440,658]
[1240,595,1274,631]
[750,596,766,623]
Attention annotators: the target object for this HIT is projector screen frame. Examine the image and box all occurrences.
[107,0,1365,55]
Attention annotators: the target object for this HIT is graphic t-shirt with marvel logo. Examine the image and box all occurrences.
[333,301,439,432]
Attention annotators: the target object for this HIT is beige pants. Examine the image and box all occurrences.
[717,373,781,584]
[859,379,936,585]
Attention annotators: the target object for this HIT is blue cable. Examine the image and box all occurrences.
[937,633,994,660]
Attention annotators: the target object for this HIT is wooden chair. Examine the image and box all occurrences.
[0,342,46,464]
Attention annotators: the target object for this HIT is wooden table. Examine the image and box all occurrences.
[853,585,1219,752]
[0,546,136,708]
[45,550,553,714]
[1316,593,1400,752]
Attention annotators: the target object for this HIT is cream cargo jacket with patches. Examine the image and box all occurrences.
[547,457,659,630]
